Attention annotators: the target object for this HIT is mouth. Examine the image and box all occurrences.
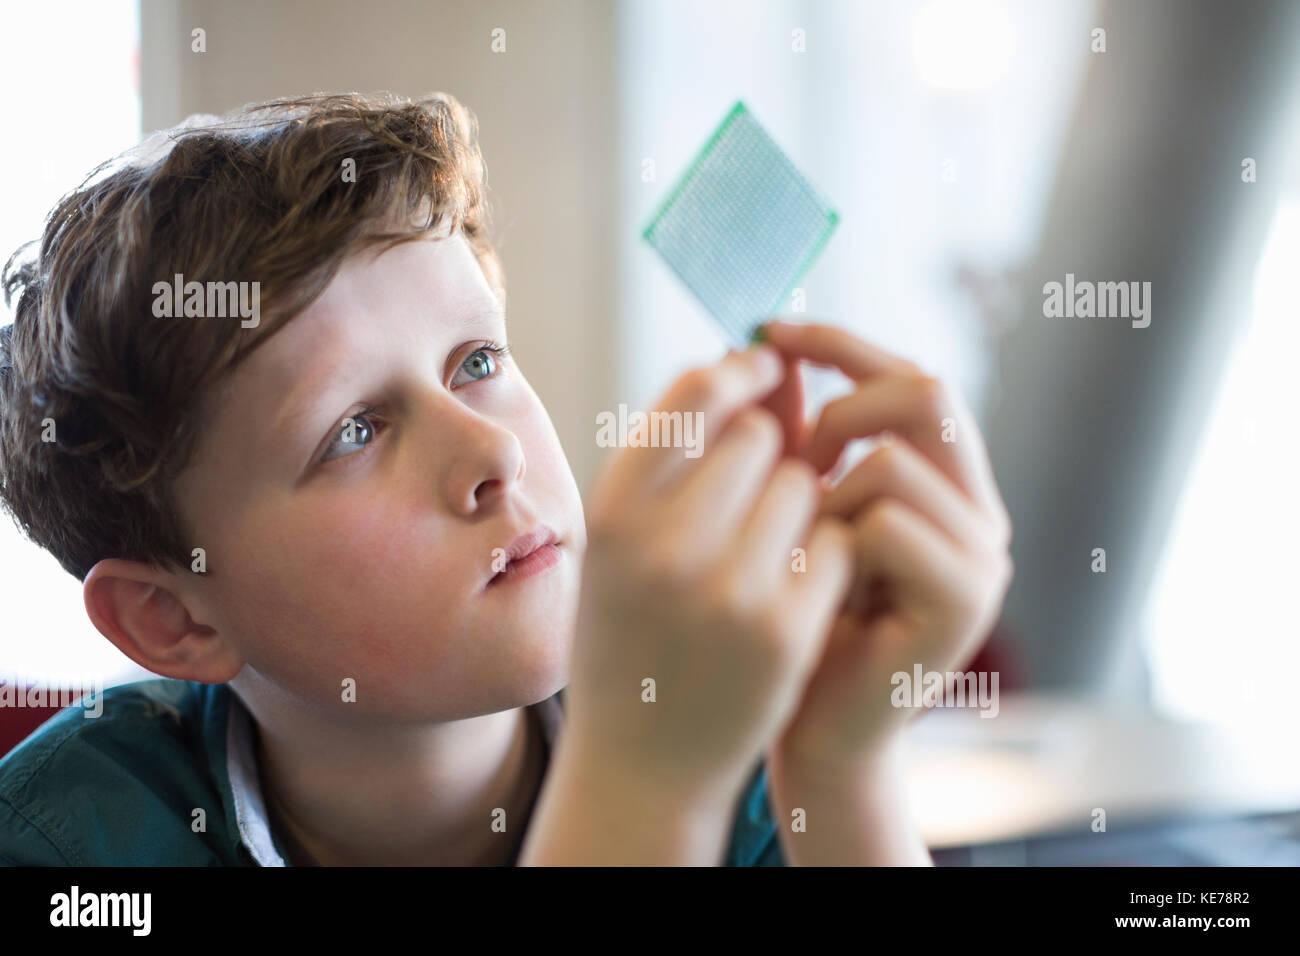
[485,524,562,589]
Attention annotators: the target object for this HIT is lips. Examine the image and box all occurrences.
[486,525,560,588]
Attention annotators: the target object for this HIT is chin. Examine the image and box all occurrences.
[493,617,573,705]
[517,634,574,703]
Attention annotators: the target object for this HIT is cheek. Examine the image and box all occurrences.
[209,494,470,702]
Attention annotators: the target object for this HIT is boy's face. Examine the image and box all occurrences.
[173,227,586,721]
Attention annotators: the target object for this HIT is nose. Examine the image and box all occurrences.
[434,399,526,516]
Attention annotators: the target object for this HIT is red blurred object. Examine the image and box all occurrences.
[0,701,65,759]
[959,619,1025,692]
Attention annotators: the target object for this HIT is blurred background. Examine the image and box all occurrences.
[2,0,1298,862]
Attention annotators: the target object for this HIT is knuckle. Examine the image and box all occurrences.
[995,513,1013,550]
[858,498,906,540]
[748,604,794,655]
[999,552,1015,588]
[967,553,1013,618]
[697,567,750,631]
[912,374,950,417]
[676,367,720,409]
[776,456,820,496]
[814,514,856,556]
[867,441,906,480]
[733,406,782,450]
[713,567,756,619]
[897,356,925,377]
[705,560,780,629]
[999,508,1014,548]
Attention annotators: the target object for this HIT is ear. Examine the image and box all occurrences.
[82,558,243,683]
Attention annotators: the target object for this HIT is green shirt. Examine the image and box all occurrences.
[0,678,783,866]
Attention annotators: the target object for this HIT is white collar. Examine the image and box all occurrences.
[225,690,566,866]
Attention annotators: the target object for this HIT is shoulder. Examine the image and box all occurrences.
[0,678,243,865]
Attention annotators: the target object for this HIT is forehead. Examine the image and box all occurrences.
[185,228,502,468]
[246,228,497,379]
[274,228,493,351]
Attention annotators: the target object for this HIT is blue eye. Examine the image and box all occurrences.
[313,342,509,469]
[451,343,510,387]
[320,409,379,462]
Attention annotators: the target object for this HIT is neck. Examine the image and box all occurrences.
[243,685,546,866]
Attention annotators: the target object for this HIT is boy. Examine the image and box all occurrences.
[0,92,1012,865]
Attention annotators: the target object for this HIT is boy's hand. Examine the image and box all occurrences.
[562,344,856,811]
[758,320,1014,774]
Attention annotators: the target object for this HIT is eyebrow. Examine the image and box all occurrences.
[269,302,507,456]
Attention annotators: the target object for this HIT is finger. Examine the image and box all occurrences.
[757,349,808,458]
[761,319,922,380]
[819,437,1009,555]
[730,457,822,593]
[661,406,784,563]
[804,373,1007,525]
[851,499,991,648]
[760,320,1008,528]
[781,516,855,671]
[594,344,786,505]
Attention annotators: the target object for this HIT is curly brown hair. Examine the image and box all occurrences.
[0,91,504,580]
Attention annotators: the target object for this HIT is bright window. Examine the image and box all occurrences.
[1144,194,1300,730]
[0,1,148,687]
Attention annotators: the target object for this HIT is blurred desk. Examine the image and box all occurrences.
[902,692,1300,858]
